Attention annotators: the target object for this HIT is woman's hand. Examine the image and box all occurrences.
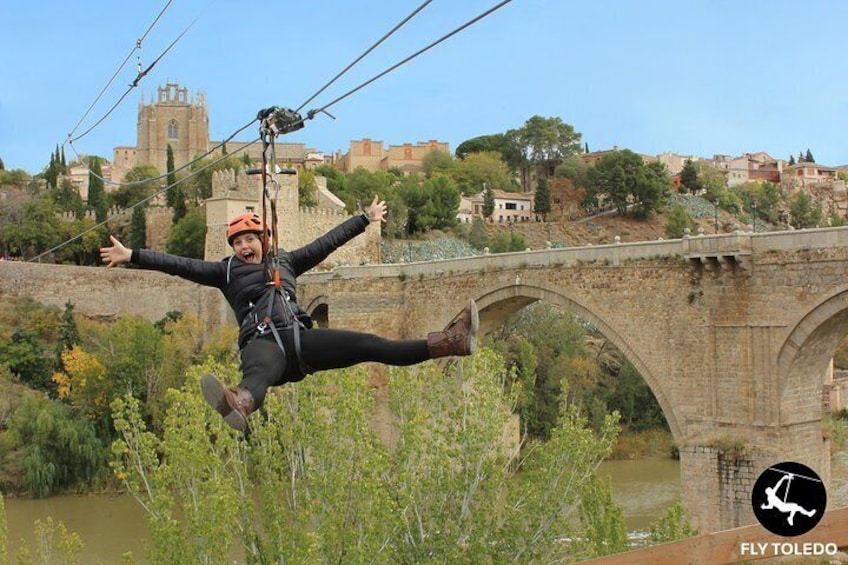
[100,235,132,267]
[366,194,387,223]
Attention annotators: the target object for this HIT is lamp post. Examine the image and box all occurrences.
[713,199,719,234]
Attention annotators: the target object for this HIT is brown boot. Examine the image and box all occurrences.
[427,299,479,358]
[200,374,254,432]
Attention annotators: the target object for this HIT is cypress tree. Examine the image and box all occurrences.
[534,177,551,221]
[54,301,80,372]
[805,148,815,163]
[483,184,495,219]
[87,157,107,223]
[788,154,796,166]
[0,156,5,170]
[129,204,147,249]
[172,185,186,223]
[60,146,66,170]
[166,145,176,207]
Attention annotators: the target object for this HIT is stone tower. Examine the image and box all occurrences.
[135,83,209,174]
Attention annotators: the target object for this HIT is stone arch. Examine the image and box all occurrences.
[474,283,681,439]
[304,295,329,328]
[777,286,848,422]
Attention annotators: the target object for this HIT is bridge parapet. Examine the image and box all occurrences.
[683,233,753,272]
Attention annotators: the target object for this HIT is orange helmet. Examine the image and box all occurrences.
[226,213,267,246]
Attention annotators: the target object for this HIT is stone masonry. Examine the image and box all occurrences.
[4,227,848,533]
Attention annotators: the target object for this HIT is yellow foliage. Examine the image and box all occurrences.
[54,346,108,412]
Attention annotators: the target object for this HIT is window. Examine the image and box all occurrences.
[506,202,517,210]
[167,120,179,139]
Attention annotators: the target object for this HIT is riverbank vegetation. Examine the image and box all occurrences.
[0,296,702,561]
[0,297,676,499]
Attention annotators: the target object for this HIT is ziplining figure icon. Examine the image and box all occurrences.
[759,470,818,526]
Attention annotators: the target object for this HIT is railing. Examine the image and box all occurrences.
[579,506,848,565]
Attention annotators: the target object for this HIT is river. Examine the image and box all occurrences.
[5,452,847,562]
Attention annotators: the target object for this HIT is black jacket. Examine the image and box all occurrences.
[131,214,370,348]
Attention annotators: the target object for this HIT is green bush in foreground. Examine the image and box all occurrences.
[108,349,627,564]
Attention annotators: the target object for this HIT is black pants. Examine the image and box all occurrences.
[238,328,430,408]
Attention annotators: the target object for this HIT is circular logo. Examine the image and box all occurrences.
[751,461,827,536]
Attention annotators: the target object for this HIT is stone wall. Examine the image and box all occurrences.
[0,261,230,329]
[205,168,380,266]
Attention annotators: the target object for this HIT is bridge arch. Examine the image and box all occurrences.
[777,285,848,422]
[474,283,681,439]
[304,295,329,328]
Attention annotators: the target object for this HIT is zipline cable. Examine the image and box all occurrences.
[29,137,260,263]
[67,115,258,189]
[307,0,514,121]
[64,0,175,144]
[295,0,433,114]
[40,0,514,262]
[69,13,200,145]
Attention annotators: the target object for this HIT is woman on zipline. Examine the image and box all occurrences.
[100,195,478,431]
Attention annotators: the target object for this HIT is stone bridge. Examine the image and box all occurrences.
[297,227,848,533]
[4,227,848,533]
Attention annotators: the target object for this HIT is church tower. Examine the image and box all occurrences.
[135,83,209,174]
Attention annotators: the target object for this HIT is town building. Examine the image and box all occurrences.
[337,138,450,175]
[458,190,536,224]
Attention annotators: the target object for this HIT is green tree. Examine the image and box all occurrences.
[129,204,147,249]
[111,351,625,564]
[0,156,4,170]
[509,115,582,165]
[665,204,695,239]
[344,168,394,213]
[171,185,187,223]
[54,301,80,373]
[400,181,435,235]
[166,147,188,224]
[468,216,488,250]
[0,329,52,391]
[535,177,552,221]
[298,168,318,207]
[165,144,177,206]
[426,174,460,230]
[805,148,815,163]
[455,133,524,172]
[57,215,103,266]
[87,158,107,223]
[112,164,160,210]
[587,149,667,217]
[788,154,796,166]
[166,208,207,258]
[679,159,700,194]
[450,150,513,195]
[0,168,30,188]
[694,161,727,200]
[789,191,822,229]
[633,161,671,218]
[52,178,84,217]
[483,183,495,218]
[186,155,242,203]
[0,195,62,259]
[7,396,104,497]
[421,150,455,178]
[489,231,528,254]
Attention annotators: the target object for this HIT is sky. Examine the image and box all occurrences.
[1,0,847,175]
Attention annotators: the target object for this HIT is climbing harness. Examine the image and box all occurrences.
[247,107,314,377]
